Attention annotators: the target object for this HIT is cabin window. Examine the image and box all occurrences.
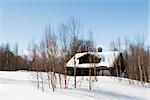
[78,54,100,64]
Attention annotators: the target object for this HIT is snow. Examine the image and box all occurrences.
[0,71,150,100]
[66,51,120,68]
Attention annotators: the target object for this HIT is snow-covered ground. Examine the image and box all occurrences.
[0,71,150,100]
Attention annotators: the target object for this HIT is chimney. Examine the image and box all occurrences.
[98,47,102,52]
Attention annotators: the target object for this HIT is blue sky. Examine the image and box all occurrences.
[0,0,149,53]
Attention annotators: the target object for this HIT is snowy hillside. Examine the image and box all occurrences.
[0,71,150,100]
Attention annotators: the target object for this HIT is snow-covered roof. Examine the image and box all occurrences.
[66,51,120,68]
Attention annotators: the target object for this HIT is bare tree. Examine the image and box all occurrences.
[58,23,69,88]
[29,41,40,90]
[44,25,58,91]
[147,47,150,82]
[13,43,19,71]
[89,53,92,90]
[68,17,81,88]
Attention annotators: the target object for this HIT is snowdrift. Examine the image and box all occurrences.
[0,71,149,100]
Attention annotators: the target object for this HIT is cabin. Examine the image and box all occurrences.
[66,51,125,77]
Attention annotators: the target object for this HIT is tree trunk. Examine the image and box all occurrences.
[74,55,76,88]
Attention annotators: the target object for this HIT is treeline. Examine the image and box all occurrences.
[0,43,29,71]
[111,36,150,83]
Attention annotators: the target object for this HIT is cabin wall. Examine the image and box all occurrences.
[66,67,111,76]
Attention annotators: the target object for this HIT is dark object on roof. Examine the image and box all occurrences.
[98,47,102,52]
